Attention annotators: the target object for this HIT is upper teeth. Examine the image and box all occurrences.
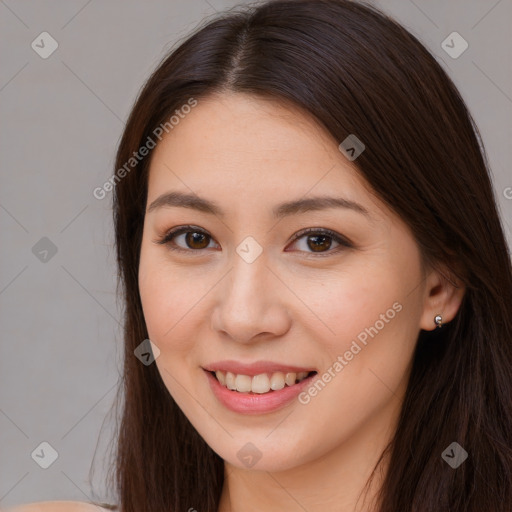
[214,370,310,394]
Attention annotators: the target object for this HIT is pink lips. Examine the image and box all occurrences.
[202,360,317,414]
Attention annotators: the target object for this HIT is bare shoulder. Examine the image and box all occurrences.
[5,501,114,512]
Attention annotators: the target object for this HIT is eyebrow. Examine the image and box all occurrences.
[146,191,371,219]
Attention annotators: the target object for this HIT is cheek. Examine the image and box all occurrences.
[291,267,418,446]
[300,259,420,379]
[138,250,212,356]
[139,246,177,342]
[138,256,203,406]
[302,267,399,339]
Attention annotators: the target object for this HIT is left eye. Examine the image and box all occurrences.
[288,228,351,255]
[156,225,352,256]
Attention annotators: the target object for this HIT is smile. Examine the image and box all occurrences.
[211,370,315,394]
[203,365,318,414]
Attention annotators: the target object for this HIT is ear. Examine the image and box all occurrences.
[419,264,466,331]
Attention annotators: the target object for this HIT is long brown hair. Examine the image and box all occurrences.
[98,0,512,510]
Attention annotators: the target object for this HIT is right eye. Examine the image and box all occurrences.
[155,225,219,254]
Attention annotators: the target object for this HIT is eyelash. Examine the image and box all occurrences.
[155,224,353,257]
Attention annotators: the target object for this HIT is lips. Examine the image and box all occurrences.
[202,360,318,414]
[204,368,317,414]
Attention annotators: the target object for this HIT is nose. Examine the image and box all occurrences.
[210,249,292,344]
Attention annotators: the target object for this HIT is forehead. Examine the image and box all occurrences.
[146,92,384,218]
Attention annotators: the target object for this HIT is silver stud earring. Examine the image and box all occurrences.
[434,314,443,329]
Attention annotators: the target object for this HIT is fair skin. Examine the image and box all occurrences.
[136,92,465,512]
[16,91,463,512]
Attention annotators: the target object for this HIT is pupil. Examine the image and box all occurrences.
[186,232,209,249]
[308,234,331,252]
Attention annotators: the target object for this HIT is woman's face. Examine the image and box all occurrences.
[138,92,439,472]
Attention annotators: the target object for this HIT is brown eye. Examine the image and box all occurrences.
[306,234,333,252]
[184,231,210,249]
[156,225,352,257]
[157,225,218,253]
[287,228,352,256]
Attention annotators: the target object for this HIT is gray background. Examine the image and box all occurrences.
[1,0,511,507]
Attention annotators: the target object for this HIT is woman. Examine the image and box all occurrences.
[13,0,512,510]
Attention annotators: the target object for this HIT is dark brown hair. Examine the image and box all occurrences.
[98,0,512,510]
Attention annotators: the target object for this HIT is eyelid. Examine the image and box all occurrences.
[285,227,353,257]
[154,225,218,254]
[154,225,353,255]
[289,227,352,246]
